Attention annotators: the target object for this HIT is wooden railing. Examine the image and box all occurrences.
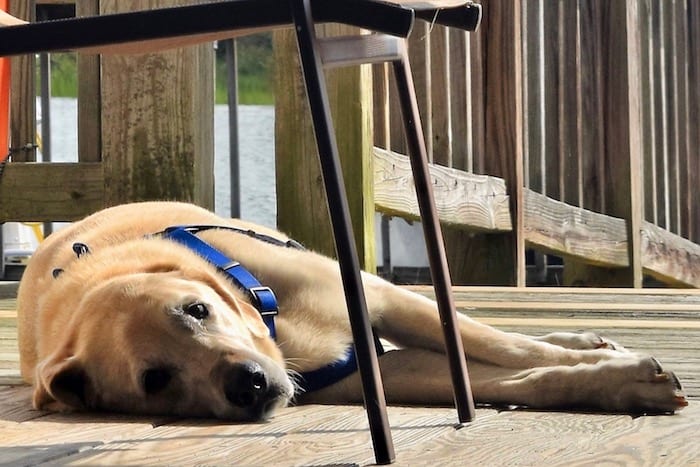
[4,1,699,288]
[371,0,700,287]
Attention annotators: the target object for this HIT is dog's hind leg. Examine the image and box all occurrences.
[303,348,687,413]
[364,278,626,369]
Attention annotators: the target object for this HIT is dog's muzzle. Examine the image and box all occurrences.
[223,360,289,421]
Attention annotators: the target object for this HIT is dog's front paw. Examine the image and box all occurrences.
[539,331,628,352]
[606,356,688,414]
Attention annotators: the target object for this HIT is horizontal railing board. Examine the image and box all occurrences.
[523,189,629,267]
[375,149,700,287]
[0,162,104,222]
[641,221,700,287]
[373,147,512,231]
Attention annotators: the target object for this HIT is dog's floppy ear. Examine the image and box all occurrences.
[33,356,94,412]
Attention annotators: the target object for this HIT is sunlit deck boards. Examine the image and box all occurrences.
[1,287,699,465]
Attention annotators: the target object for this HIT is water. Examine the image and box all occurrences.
[46,98,276,228]
[38,97,428,268]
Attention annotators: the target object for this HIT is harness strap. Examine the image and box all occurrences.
[162,226,279,339]
[160,224,384,394]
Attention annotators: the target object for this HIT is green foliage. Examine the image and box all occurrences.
[38,53,78,97]
[46,33,274,105]
[215,34,274,105]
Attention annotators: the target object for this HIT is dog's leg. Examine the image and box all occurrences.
[364,277,627,369]
[303,348,687,413]
[511,331,629,352]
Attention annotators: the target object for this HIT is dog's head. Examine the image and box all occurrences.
[33,262,295,421]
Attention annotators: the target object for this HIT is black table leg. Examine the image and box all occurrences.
[392,53,476,424]
[290,0,395,463]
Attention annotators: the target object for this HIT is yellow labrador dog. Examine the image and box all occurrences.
[17,202,687,420]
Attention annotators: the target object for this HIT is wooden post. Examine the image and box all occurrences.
[100,0,214,209]
[273,26,375,272]
[689,1,700,243]
[564,0,644,287]
[8,0,35,164]
[77,0,101,164]
[445,0,525,286]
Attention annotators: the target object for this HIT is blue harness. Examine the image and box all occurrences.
[161,225,372,393]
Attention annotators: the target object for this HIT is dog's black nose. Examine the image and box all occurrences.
[224,361,274,418]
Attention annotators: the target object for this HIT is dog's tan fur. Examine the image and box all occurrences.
[17,202,687,419]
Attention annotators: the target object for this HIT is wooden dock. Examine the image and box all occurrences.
[1,286,699,465]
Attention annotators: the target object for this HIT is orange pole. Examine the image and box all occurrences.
[0,0,9,161]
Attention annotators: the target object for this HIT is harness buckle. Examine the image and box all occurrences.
[249,286,279,316]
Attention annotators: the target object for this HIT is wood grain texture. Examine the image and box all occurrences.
[273,26,375,270]
[100,0,214,209]
[430,25,451,167]
[8,0,36,164]
[641,220,700,287]
[373,147,511,231]
[477,0,525,285]
[1,288,699,466]
[687,1,700,243]
[76,0,102,164]
[0,162,104,222]
[523,189,629,267]
[375,148,700,286]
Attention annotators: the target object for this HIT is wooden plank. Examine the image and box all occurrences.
[665,0,680,235]
[448,28,469,171]
[76,0,101,164]
[1,291,699,465]
[430,25,451,167]
[375,149,700,286]
[542,1,560,200]
[446,0,524,286]
[468,14,485,173]
[523,188,629,268]
[578,0,606,213]
[651,0,668,230]
[273,26,375,271]
[567,1,645,287]
[402,405,700,465]
[689,1,700,243]
[408,21,433,162]
[674,0,690,239]
[442,6,484,284]
[476,317,700,330]
[521,0,544,193]
[0,162,104,222]
[100,0,214,209]
[485,0,524,286]
[373,148,511,231]
[558,2,581,206]
[8,0,36,164]
[0,413,170,466]
[0,386,43,423]
[372,63,390,149]
[640,0,656,225]
[641,220,700,287]
[458,297,700,311]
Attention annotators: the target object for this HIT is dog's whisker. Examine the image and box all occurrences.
[283,357,312,372]
[286,369,306,398]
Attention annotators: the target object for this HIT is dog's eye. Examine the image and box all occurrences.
[142,368,173,395]
[184,303,209,320]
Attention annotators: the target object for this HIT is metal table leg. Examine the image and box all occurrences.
[290,0,395,463]
[392,50,476,424]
